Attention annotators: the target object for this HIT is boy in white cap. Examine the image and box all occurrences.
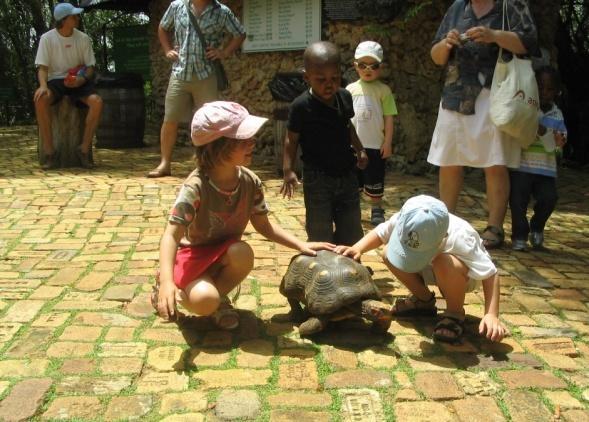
[346,41,398,226]
[34,2,103,169]
[155,101,334,329]
[336,195,507,343]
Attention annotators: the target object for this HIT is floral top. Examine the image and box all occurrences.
[433,0,537,115]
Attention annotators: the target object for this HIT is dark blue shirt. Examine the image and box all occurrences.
[287,89,356,175]
[434,0,537,114]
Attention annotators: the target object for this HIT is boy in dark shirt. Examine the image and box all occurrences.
[281,41,368,245]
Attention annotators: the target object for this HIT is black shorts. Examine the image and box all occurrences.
[48,78,97,108]
[357,148,386,198]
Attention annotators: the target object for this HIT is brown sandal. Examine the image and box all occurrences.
[391,291,437,317]
[211,297,239,330]
[433,311,465,344]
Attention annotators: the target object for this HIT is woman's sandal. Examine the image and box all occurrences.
[391,291,437,317]
[481,225,505,250]
[211,297,239,330]
[433,311,465,344]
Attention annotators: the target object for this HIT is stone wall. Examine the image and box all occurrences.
[148,0,561,171]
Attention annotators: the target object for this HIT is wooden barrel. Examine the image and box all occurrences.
[273,105,302,176]
[95,73,145,148]
[37,100,91,167]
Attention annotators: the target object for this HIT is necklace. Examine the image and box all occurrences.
[208,175,240,206]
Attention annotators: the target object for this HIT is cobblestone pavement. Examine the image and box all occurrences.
[1,126,589,421]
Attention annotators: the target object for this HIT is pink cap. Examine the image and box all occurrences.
[191,101,268,146]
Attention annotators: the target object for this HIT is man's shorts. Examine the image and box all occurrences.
[172,238,238,289]
[164,73,218,123]
[48,78,97,107]
[357,148,386,198]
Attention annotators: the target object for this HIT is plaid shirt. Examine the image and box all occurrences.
[160,0,245,81]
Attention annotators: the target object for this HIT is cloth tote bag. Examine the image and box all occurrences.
[489,0,539,148]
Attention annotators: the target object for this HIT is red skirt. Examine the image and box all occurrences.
[173,238,239,289]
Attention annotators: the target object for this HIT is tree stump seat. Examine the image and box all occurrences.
[38,98,92,168]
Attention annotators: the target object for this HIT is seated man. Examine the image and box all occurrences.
[34,2,103,169]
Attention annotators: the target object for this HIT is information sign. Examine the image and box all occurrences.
[113,25,151,79]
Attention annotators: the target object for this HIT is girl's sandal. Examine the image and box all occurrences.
[211,297,240,330]
[481,225,505,250]
[392,291,437,317]
[433,311,465,344]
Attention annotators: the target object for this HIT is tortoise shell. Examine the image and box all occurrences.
[280,250,380,316]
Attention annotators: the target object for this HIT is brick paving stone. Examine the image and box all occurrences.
[28,286,65,300]
[499,369,567,389]
[99,357,144,375]
[267,392,332,408]
[136,372,189,393]
[357,347,398,368]
[532,313,570,328]
[194,369,272,389]
[31,312,70,327]
[522,337,578,357]
[159,392,208,414]
[0,381,8,396]
[278,361,319,389]
[0,378,52,422]
[407,356,456,371]
[394,335,436,356]
[537,352,580,371]
[75,271,113,291]
[544,390,584,410]
[563,410,589,422]
[215,389,261,420]
[125,293,154,318]
[394,401,454,422]
[504,390,552,421]
[53,299,122,311]
[56,376,132,395]
[42,396,103,420]
[0,359,49,378]
[451,396,505,422]
[414,372,464,401]
[501,313,537,326]
[236,339,273,367]
[322,345,358,369]
[202,330,233,347]
[60,358,95,374]
[324,369,392,389]
[5,328,52,358]
[1,300,45,322]
[104,395,153,420]
[147,346,185,371]
[59,325,102,341]
[141,328,187,344]
[99,342,147,357]
[453,371,499,396]
[395,388,421,401]
[104,327,135,341]
[46,267,84,286]
[160,413,205,422]
[340,389,384,421]
[189,348,231,367]
[46,341,94,358]
[74,312,140,326]
[0,322,23,344]
[235,294,257,311]
[269,410,331,422]
[279,348,318,361]
[563,310,589,323]
[519,326,578,338]
[102,284,137,302]
[513,293,557,313]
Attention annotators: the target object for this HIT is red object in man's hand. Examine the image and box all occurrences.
[65,65,87,85]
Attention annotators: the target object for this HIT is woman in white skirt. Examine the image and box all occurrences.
[428,0,537,249]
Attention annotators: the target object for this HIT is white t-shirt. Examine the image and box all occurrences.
[346,79,397,149]
[375,213,497,281]
[35,29,96,81]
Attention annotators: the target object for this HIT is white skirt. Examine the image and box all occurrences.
[427,89,521,168]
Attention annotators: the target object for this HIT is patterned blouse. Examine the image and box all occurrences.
[160,0,245,81]
[433,0,537,115]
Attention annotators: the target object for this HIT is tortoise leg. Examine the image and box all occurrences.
[361,300,392,333]
[299,316,329,336]
[273,298,307,323]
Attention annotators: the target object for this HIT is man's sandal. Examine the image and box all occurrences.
[481,225,504,249]
[391,291,437,317]
[433,311,465,344]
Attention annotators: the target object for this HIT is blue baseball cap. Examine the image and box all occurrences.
[54,3,83,21]
[386,195,449,273]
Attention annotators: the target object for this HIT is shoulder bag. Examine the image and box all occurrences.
[489,0,539,148]
[185,1,230,91]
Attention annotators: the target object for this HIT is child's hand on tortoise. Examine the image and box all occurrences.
[334,245,362,261]
[299,242,336,256]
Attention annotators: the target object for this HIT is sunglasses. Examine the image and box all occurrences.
[356,61,381,71]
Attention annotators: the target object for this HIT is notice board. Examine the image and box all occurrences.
[243,0,321,53]
[113,25,151,79]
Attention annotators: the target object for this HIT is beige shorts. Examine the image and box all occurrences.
[164,73,218,123]
[421,265,479,293]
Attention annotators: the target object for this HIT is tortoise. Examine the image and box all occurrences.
[279,250,392,336]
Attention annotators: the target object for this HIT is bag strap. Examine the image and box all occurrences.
[185,1,209,61]
[497,0,511,61]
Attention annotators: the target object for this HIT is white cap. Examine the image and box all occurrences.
[54,3,83,21]
[355,41,384,63]
[386,195,449,273]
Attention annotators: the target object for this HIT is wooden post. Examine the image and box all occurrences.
[38,99,91,168]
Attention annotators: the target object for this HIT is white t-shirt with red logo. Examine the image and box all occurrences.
[35,28,96,81]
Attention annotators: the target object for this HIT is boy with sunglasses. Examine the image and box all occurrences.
[347,41,398,226]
